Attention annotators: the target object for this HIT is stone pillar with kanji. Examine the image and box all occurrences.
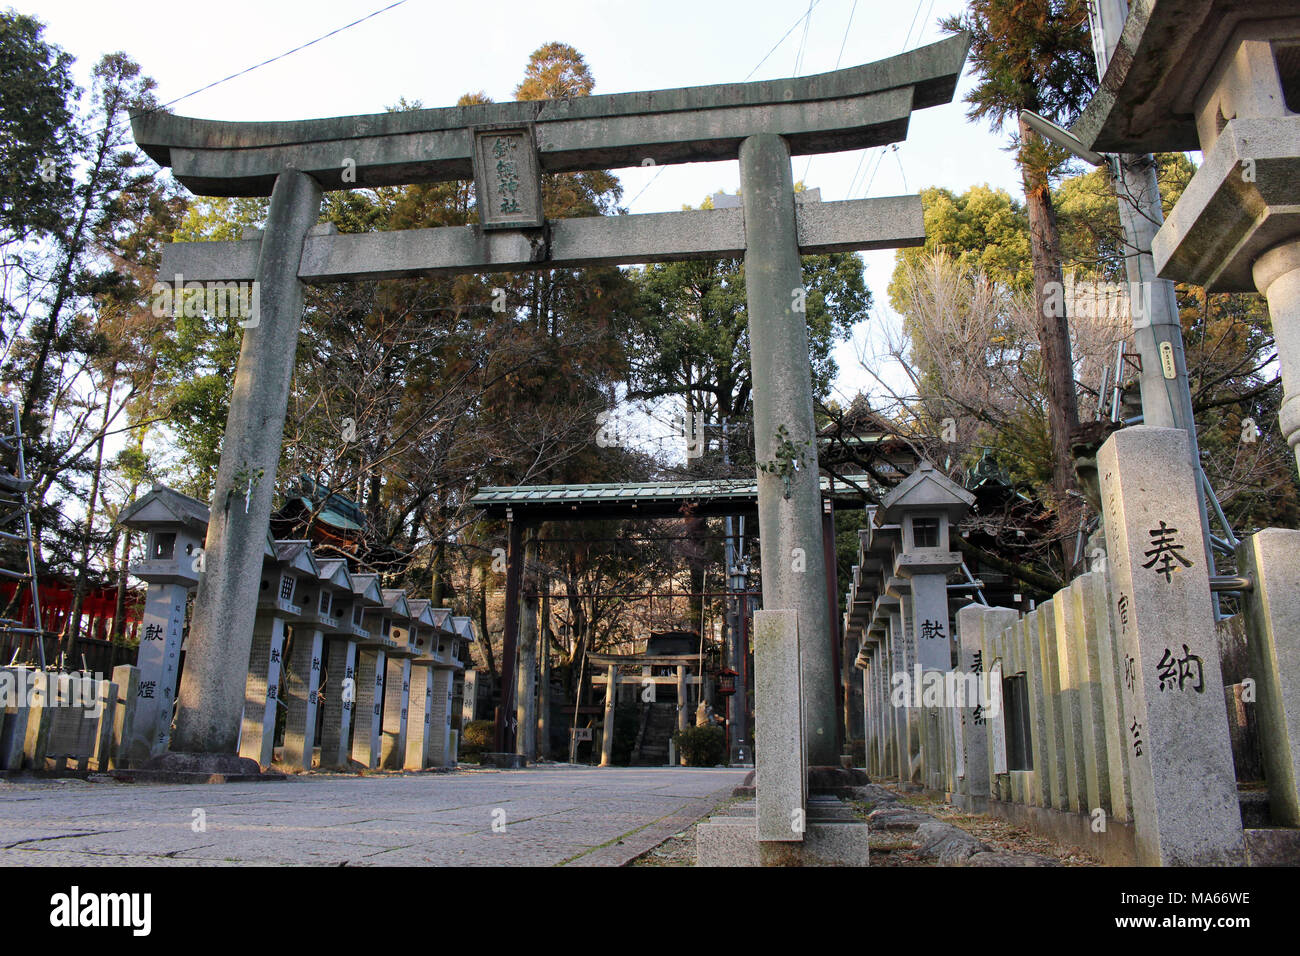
[1099,426,1244,865]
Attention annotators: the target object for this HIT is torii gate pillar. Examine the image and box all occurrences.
[740,133,837,765]
[170,168,322,759]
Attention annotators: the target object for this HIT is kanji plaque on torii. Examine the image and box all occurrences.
[470,125,543,229]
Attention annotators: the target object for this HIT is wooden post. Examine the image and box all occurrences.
[494,517,524,752]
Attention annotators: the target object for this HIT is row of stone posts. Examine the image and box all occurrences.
[847,462,974,788]
[850,428,1300,865]
[115,486,475,771]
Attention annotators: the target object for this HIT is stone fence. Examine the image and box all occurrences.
[0,666,134,773]
[856,427,1300,865]
[948,573,1136,858]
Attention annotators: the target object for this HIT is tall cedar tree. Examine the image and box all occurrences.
[942,0,1097,551]
[0,13,78,258]
[504,42,643,700]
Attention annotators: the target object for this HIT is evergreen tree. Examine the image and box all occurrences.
[942,0,1098,551]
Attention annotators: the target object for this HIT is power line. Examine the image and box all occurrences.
[118,1,409,134]
[793,1,816,77]
[843,0,929,201]
[745,1,825,80]
[901,0,926,52]
[862,146,889,197]
[628,1,824,210]
[845,146,872,199]
[802,0,859,184]
[849,144,886,198]
[891,143,909,192]
[835,0,860,68]
[920,0,939,46]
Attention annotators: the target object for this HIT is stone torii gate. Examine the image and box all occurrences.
[131,34,968,772]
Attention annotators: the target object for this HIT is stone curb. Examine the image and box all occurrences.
[564,783,738,867]
[108,769,286,784]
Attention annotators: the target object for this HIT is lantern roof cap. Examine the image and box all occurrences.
[117,485,210,534]
[381,589,412,621]
[349,573,384,607]
[272,540,319,577]
[878,460,974,525]
[316,558,354,592]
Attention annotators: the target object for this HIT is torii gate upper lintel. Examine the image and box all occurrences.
[133,33,969,768]
[132,33,968,197]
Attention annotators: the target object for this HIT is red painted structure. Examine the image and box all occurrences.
[0,577,143,668]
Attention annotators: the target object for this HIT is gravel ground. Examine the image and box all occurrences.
[860,788,1101,867]
[632,784,1102,866]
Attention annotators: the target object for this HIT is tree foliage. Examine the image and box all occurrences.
[942,0,1098,543]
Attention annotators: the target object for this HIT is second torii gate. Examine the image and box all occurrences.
[131,33,968,769]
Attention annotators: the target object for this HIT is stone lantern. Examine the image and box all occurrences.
[349,574,398,769]
[240,540,319,768]
[878,461,975,674]
[447,616,477,766]
[121,488,208,588]
[116,486,211,765]
[281,557,353,771]
[379,589,416,769]
[401,598,438,770]
[257,541,317,620]
[862,516,914,783]
[416,608,458,768]
[451,615,476,668]
[317,569,382,770]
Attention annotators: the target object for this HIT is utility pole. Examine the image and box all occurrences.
[721,420,751,764]
[1087,0,1220,591]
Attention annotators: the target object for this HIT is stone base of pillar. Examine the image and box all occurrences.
[111,751,286,784]
[696,795,870,866]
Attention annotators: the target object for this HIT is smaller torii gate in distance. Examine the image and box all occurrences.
[588,653,704,767]
[131,33,968,775]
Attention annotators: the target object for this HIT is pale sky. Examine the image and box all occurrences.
[29,0,1028,406]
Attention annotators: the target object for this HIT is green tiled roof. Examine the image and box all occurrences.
[469,475,878,521]
[470,474,875,508]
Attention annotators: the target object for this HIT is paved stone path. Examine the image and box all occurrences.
[0,766,745,866]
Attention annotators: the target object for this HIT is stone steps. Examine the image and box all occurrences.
[631,701,678,766]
